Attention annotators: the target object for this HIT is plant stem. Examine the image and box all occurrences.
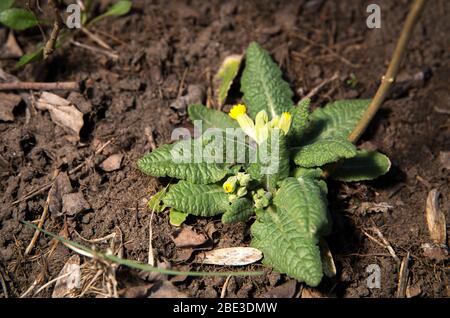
[347,0,426,143]
[322,0,426,179]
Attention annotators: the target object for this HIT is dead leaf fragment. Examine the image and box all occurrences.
[149,281,188,298]
[62,192,90,216]
[100,153,123,172]
[261,280,297,298]
[195,247,262,266]
[320,239,336,278]
[406,282,422,298]
[170,84,204,116]
[357,202,393,215]
[0,31,23,59]
[425,189,447,245]
[36,92,84,137]
[52,255,81,298]
[0,93,21,122]
[301,288,327,298]
[172,226,208,248]
[49,172,73,217]
[421,243,448,261]
[118,284,153,298]
[439,151,450,170]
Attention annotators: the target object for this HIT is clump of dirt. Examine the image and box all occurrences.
[0,0,448,298]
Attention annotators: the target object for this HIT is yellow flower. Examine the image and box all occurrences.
[255,110,269,144]
[229,105,291,143]
[229,104,257,141]
[223,176,238,193]
[277,112,292,135]
[229,104,247,119]
[270,115,279,129]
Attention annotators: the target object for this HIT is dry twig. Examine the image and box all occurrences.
[396,252,410,298]
[44,0,64,60]
[0,81,80,91]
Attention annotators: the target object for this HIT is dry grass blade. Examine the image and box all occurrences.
[24,170,57,256]
[220,275,232,298]
[362,227,400,264]
[396,252,410,298]
[0,269,8,298]
[426,189,447,245]
[22,221,264,277]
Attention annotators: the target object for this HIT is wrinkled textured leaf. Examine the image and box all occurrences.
[288,98,310,145]
[169,209,188,227]
[304,99,370,143]
[293,167,323,179]
[89,0,132,25]
[188,104,238,132]
[222,197,254,223]
[0,0,15,12]
[251,177,330,287]
[293,138,357,168]
[331,150,391,182]
[241,42,293,119]
[137,140,228,184]
[214,54,242,106]
[0,8,39,30]
[163,181,229,217]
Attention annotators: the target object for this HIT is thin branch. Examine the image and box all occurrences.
[80,27,113,51]
[70,40,119,60]
[0,81,80,91]
[396,252,410,298]
[300,72,339,101]
[322,0,426,178]
[43,0,64,60]
[347,0,426,143]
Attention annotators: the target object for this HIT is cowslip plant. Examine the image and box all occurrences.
[137,42,391,287]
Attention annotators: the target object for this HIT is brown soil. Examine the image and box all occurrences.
[0,0,449,298]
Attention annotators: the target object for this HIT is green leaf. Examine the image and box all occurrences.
[241,42,293,119]
[169,209,188,226]
[288,98,310,145]
[0,8,39,30]
[293,138,357,168]
[188,104,239,132]
[15,47,43,68]
[89,0,132,25]
[137,140,228,184]
[147,189,167,212]
[304,99,370,143]
[331,150,391,182]
[251,177,331,286]
[214,54,242,107]
[293,167,323,179]
[163,181,229,217]
[0,0,15,12]
[222,197,254,223]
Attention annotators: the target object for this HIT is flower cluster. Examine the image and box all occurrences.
[223,172,251,203]
[229,104,292,144]
[252,188,272,209]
